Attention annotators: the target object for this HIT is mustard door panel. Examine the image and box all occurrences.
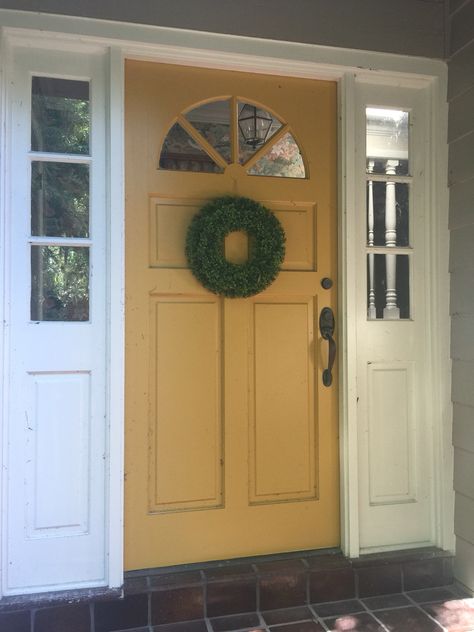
[125,60,339,570]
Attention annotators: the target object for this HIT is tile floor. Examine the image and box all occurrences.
[145,586,474,632]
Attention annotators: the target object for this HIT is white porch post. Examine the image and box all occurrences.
[383,159,400,320]
[367,161,376,319]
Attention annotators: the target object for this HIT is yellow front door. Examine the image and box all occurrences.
[125,60,339,570]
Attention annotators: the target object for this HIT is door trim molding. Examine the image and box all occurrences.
[0,10,452,593]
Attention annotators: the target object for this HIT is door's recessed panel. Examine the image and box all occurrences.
[249,299,317,504]
[26,372,91,538]
[149,198,204,268]
[149,297,223,512]
[268,202,316,271]
[368,362,416,505]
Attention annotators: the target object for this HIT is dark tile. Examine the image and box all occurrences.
[260,571,307,610]
[210,612,261,631]
[408,586,458,603]
[257,559,306,574]
[205,565,255,581]
[424,599,474,632]
[123,576,149,595]
[362,593,411,610]
[376,606,443,631]
[269,623,324,632]
[356,564,402,597]
[152,620,208,632]
[35,604,90,632]
[262,606,313,625]
[403,558,451,591]
[313,600,364,618]
[324,612,385,631]
[309,568,355,603]
[207,578,256,617]
[306,554,350,570]
[149,572,202,589]
[151,586,204,624]
[95,594,148,632]
[0,610,30,632]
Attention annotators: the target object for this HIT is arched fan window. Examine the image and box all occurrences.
[159,98,306,179]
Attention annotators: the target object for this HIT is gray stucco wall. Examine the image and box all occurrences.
[448,0,474,591]
[0,0,446,59]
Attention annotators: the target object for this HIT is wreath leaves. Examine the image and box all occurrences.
[186,196,286,298]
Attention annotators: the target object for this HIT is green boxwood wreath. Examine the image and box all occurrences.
[185,196,286,298]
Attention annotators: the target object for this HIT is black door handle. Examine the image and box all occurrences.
[319,307,336,387]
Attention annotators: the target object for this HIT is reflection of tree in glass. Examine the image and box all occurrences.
[31,246,89,321]
[248,133,305,178]
[191,122,231,162]
[31,162,89,238]
[32,94,89,154]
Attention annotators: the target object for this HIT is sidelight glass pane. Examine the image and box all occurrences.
[366,181,409,247]
[31,246,89,321]
[159,123,223,173]
[185,100,232,163]
[367,254,410,320]
[31,77,90,155]
[31,161,89,238]
[366,108,409,176]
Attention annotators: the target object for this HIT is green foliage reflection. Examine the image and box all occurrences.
[31,246,89,321]
[31,162,89,238]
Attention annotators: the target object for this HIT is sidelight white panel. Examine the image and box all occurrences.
[4,44,109,594]
[368,362,416,505]
[27,372,90,537]
[356,83,435,551]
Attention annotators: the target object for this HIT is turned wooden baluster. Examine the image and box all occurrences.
[367,161,376,319]
[383,160,400,319]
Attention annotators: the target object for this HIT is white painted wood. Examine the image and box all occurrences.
[27,372,90,536]
[356,84,437,551]
[367,164,376,320]
[0,9,446,81]
[338,72,361,558]
[367,362,416,505]
[3,44,109,594]
[105,45,125,591]
[383,162,401,319]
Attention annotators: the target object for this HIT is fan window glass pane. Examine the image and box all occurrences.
[238,102,282,165]
[159,123,223,173]
[247,132,305,179]
[185,100,231,163]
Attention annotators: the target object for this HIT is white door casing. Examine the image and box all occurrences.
[0,15,452,595]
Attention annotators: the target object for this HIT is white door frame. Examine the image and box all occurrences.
[0,10,453,593]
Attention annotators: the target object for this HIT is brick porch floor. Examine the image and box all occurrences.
[1,548,471,631]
